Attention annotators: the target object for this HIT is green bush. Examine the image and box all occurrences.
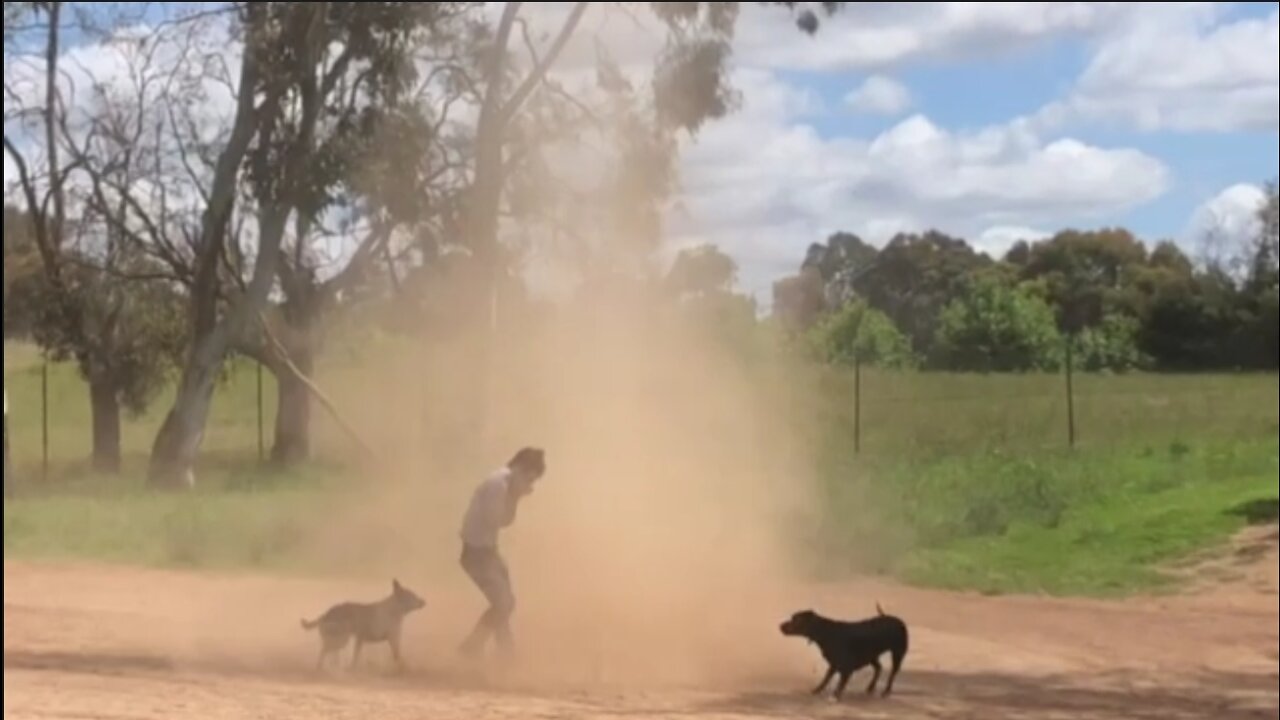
[933,276,1063,371]
[806,299,917,368]
[1075,313,1150,371]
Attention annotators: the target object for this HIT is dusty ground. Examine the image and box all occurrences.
[5,532,1278,720]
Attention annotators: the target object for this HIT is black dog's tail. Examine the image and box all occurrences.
[876,602,886,617]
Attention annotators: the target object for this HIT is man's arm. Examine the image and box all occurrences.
[500,485,519,527]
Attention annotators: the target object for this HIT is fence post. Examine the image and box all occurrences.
[853,357,862,454]
[41,360,49,481]
[3,388,12,496]
[257,360,265,464]
[1065,336,1076,449]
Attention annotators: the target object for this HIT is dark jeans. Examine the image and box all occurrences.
[459,544,515,654]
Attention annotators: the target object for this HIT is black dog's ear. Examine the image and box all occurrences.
[393,578,402,591]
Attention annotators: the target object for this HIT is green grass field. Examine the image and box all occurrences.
[5,342,283,478]
[5,341,1278,596]
[811,438,1279,595]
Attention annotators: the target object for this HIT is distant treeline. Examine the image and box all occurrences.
[770,187,1279,373]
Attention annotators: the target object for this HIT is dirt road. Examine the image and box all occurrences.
[5,536,1277,719]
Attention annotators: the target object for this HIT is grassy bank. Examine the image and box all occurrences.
[809,437,1279,596]
[5,341,1278,596]
[5,437,1276,596]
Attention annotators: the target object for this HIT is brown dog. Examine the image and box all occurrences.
[301,579,425,672]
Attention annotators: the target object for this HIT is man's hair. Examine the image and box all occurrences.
[508,447,546,476]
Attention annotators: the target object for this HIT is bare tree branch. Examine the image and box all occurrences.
[256,310,376,460]
[499,2,589,124]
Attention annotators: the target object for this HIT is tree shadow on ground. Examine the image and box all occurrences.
[690,670,1278,720]
[2,646,554,699]
[1227,498,1280,526]
[7,649,1277,720]
[3,649,175,675]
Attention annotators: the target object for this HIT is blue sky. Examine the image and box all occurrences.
[884,1,1279,243]
[6,2,1279,301]
[663,1,1280,297]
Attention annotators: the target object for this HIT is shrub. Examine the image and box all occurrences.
[933,276,1062,371]
[806,299,917,368]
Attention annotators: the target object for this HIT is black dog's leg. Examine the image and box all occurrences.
[833,670,853,701]
[811,666,836,695]
[883,648,905,697]
[316,647,327,672]
[865,659,882,695]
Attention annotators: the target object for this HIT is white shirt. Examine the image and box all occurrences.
[460,467,516,548]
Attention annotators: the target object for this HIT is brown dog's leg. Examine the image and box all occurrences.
[390,633,405,672]
[350,639,363,670]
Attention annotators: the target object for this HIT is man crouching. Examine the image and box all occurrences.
[457,447,545,660]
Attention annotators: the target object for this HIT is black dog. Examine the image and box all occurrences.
[779,604,908,700]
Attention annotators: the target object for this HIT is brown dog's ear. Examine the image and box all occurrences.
[393,578,402,591]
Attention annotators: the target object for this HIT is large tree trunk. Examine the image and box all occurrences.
[466,141,505,441]
[270,342,313,466]
[459,2,587,442]
[87,374,121,474]
[145,9,274,489]
[148,338,222,488]
[148,213,290,488]
[148,255,227,489]
[269,242,323,467]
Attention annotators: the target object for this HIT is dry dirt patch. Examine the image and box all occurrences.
[4,555,1277,720]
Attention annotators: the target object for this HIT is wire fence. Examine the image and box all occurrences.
[3,355,276,481]
[839,368,1273,454]
[3,350,1278,482]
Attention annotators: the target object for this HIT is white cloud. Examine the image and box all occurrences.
[1042,6,1279,132]
[521,2,1133,75]
[734,2,1127,71]
[672,72,1170,297]
[5,17,239,123]
[844,75,913,116]
[1186,183,1267,269]
[976,225,1054,257]
[4,19,235,212]
[12,4,1231,304]
[502,3,1278,135]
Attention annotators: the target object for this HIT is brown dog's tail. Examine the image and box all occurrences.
[300,617,320,631]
